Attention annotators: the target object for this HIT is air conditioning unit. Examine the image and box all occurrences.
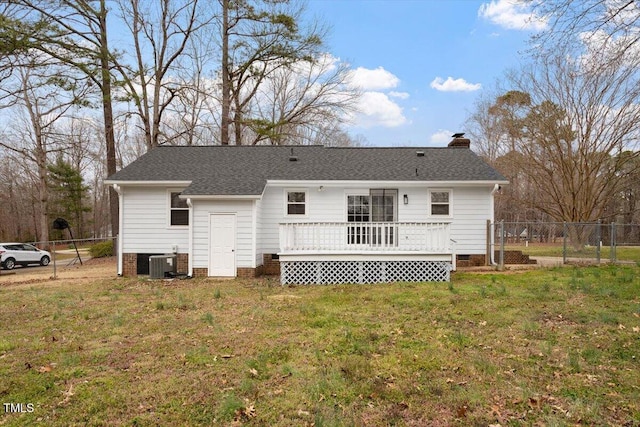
[149,255,177,279]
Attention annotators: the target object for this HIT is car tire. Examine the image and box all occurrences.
[3,257,16,270]
[40,256,50,266]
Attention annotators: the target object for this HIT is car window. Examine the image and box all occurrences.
[5,244,21,250]
[23,244,38,251]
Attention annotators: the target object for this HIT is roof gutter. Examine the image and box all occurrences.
[104,180,192,186]
[178,194,262,200]
[266,179,509,188]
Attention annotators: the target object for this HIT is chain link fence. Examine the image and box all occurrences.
[491,221,640,268]
[0,237,116,276]
[32,237,116,266]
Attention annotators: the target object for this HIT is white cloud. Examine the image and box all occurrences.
[348,66,400,90]
[478,0,547,31]
[389,91,410,99]
[349,92,407,128]
[341,66,408,128]
[430,76,481,92]
[430,130,454,144]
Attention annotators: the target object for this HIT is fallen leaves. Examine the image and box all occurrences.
[38,364,55,373]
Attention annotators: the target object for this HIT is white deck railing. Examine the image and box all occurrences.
[279,222,452,253]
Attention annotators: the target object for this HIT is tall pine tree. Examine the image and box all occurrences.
[48,157,90,239]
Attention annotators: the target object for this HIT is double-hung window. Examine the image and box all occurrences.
[429,190,451,217]
[286,190,307,216]
[170,191,189,226]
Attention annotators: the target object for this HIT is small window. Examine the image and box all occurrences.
[170,192,189,226]
[287,191,306,215]
[430,190,450,216]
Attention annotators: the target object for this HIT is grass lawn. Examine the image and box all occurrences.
[1,266,639,426]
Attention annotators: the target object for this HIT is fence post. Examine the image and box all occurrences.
[499,220,505,271]
[596,220,601,264]
[563,222,567,264]
[610,222,616,263]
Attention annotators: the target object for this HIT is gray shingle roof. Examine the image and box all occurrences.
[106,145,507,195]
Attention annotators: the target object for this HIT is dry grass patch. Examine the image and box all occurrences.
[1,265,639,425]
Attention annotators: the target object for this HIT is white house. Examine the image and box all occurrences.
[105,135,507,283]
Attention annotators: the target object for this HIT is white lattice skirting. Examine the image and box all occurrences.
[280,260,451,284]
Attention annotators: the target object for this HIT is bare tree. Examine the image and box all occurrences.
[471,49,640,226]
[0,56,91,247]
[115,0,211,149]
[532,0,640,57]
[219,0,326,145]
[4,0,121,236]
[244,54,359,145]
[163,30,220,145]
[466,89,523,163]
[0,150,35,241]
[468,1,640,227]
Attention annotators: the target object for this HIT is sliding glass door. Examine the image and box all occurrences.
[347,190,397,246]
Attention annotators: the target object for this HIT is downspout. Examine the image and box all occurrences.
[186,198,193,277]
[489,184,500,266]
[113,184,124,276]
[251,199,257,269]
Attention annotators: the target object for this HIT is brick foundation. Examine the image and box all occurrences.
[122,253,272,279]
[192,268,208,277]
[495,250,537,264]
[121,253,190,277]
[263,254,281,275]
[237,267,262,278]
[456,254,486,268]
[176,253,188,273]
[455,251,537,268]
[123,253,137,277]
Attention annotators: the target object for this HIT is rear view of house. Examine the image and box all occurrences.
[105,135,507,283]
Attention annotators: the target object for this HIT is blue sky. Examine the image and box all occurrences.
[305,0,546,146]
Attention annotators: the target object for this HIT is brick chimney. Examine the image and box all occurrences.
[448,132,470,148]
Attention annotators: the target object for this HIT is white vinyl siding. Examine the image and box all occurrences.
[121,186,189,253]
[120,182,494,268]
[259,183,494,256]
[191,199,254,269]
[259,185,345,254]
[449,186,493,254]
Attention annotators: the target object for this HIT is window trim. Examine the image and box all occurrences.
[428,188,453,218]
[284,189,308,218]
[167,189,190,228]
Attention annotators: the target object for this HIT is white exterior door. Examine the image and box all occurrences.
[209,214,236,276]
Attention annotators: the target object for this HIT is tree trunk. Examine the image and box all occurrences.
[220,0,230,145]
[37,158,48,247]
[233,97,242,145]
[22,79,49,248]
[98,0,119,237]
